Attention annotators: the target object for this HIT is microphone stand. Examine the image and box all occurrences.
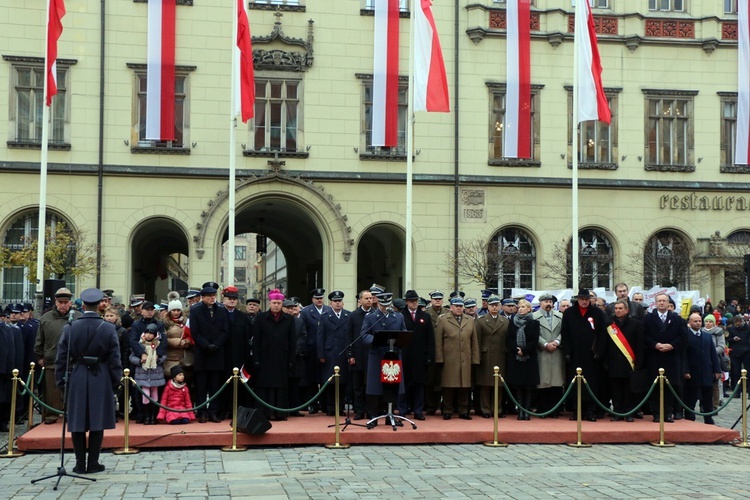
[32,312,95,489]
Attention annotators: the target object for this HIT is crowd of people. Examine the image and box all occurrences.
[2,281,749,434]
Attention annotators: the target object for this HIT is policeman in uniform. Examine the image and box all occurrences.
[55,288,121,474]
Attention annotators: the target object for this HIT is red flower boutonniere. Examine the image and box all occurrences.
[587,317,595,330]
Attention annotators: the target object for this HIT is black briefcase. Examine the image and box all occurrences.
[236,406,272,435]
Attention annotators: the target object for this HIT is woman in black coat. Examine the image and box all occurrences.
[505,300,540,420]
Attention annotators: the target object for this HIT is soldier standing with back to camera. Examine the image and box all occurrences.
[55,288,121,474]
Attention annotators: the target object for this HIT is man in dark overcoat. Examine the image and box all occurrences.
[251,289,297,420]
[347,290,374,420]
[362,293,407,423]
[299,288,330,414]
[684,312,721,424]
[190,281,229,423]
[282,298,307,416]
[55,288,121,474]
[221,286,251,416]
[0,319,21,432]
[317,290,352,415]
[398,290,435,420]
[601,299,644,421]
[560,288,608,421]
[642,292,687,422]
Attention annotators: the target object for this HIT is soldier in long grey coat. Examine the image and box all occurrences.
[55,288,121,475]
[473,296,508,418]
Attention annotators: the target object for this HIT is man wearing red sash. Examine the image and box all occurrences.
[602,299,644,422]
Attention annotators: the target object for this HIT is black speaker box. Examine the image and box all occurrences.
[236,406,272,435]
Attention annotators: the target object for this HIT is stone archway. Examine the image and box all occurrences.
[130,217,190,302]
[356,223,406,297]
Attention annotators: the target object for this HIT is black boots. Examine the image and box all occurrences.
[144,404,157,425]
[71,432,87,474]
[86,431,105,474]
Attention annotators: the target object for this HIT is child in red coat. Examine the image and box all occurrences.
[157,366,196,424]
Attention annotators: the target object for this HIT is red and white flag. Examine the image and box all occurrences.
[235,0,255,123]
[575,0,610,124]
[414,0,449,112]
[504,0,531,158]
[372,0,400,147]
[736,0,750,164]
[46,0,66,107]
[146,0,176,141]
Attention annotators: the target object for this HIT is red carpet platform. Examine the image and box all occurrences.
[16,414,739,450]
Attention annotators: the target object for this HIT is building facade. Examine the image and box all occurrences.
[1,0,749,305]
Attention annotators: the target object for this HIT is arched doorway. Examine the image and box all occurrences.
[221,196,325,303]
[356,224,405,297]
[131,218,189,302]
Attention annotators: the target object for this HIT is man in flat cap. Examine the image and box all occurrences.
[55,288,121,474]
[533,293,565,417]
[34,287,82,424]
[424,290,449,415]
[245,298,261,325]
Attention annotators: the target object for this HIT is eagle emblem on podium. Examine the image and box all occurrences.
[380,360,402,383]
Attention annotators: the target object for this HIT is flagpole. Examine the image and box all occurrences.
[571,1,580,291]
[36,0,53,301]
[228,0,238,287]
[404,0,415,292]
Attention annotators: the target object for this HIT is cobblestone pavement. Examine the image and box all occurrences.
[1,397,748,499]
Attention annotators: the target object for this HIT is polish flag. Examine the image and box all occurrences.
[46,0,66,107]
[372,0,400,147]
[146,0,176,141]
[504,0,531,158]
[235,0,255,123]
[575,0,611,124]
[414,0,449,112]
[736,0,750,164]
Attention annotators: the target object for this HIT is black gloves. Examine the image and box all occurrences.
[207,344,219,352]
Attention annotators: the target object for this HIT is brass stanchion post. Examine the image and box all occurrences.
[484,366,507,447]
[223,367,247,452]
[1,369,25,458]
[735,369,749,448]
[650,368,674,447]
[27,362,36,433]
[567,368,591,448]
[113,369,140,455]
[326,366,350,449]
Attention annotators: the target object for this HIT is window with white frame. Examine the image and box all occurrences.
[644,90,696,168]
[492,227,536,298]
[566,88,619,166]
[5,57,73,149]
[251,78,302,153]
[488,83,541,162]
[131,66,193,151]
[2,211,76,302]
[725,0,738,14]
[252,0,301,5]
[649,0,684,11]
[365,0,407,11]
[361,79,408,157]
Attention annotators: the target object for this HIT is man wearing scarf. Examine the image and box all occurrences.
[251,289,297,421]
[560,288,608,421]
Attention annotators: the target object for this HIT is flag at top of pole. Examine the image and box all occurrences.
[413,0,449,112]
[46,0,66,106]
[235,0,255,123]
[735,0,750,165]
[146,0,176,141]
[504,0,531,159]
[575,0,610,124]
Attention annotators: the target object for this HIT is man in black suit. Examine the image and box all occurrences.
[398,290,435,420]
[684,312,721,424]
[642,292,687,422]
[347,290,373,420]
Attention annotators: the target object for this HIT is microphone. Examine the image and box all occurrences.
[68,309,75,324]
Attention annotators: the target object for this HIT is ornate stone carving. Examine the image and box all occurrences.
[252,13,314,72]
[194,170,354,262]
[568,15,617,35]
[723,22,738,40]
[645,19,695,39]
[489,11,538,31]
[710,231,724,257]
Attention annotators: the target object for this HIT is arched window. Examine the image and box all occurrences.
[643,230,690,289]
[727,230,750,245]
[493,227,536,297]
[565,229,614,289]
[2,211,75,302]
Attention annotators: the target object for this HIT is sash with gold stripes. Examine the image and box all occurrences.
[607,322,635,370]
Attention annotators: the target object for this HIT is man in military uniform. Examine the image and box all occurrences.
[424,290,449,415]
[474,296,509,418]
[300,288,330,413]
[34,288,82,424]
[55,288,121,474]
[317,291,352,415]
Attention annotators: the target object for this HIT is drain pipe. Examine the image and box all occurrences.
[452,0,460,290]
[95,0,106,286]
